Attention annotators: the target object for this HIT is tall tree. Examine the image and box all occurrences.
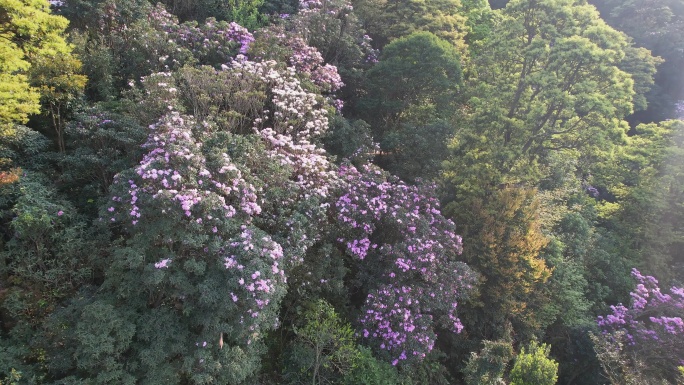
[443,0,654,200]
[359,31,462,180]
[0,0,75,127]
[360,31,462,134]
[451,188,551,342]
[30,53,87,152]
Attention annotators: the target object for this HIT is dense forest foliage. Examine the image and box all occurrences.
[1,0,683,384]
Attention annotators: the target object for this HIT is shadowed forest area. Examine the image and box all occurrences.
[1,0,683,384]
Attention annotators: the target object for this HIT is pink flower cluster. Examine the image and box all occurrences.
[148,4,254,64]
[255,30,344,92]
[335,164,476,364]
[105,53,342,348]
[227,57,337,202]
[598,269,684,340]
[597,269,684,374]
[223,227,287,326]
[107,111,261,227]
[105,109,289,343]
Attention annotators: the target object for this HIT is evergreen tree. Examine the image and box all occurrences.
[510,341,559,385]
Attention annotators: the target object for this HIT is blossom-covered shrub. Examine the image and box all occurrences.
[163,13,255,66]
[251,26,344,93]
[102,112,288,381]
[294,0,378,64]
[251,0,378,100]
[335,163,476,365]
[597,269,684,382]
[56,54,339,383]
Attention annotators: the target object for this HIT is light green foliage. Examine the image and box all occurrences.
[159,0,265,26]
[537,203,595,329]
[30,52,88,152]
[539,241,592,327]
[460,0,496,49]
[510,341,559,385]
[445,0,645,195]
[0,0,73,127]
[536,185,627,384]
[226,0,265,30]
[537,185,633,315]
[590,119,683,283]
[462,340,514,385]
[284,300,360,385]
[618,46,662,112]
[353,0,469,51]
[342,346,401,385]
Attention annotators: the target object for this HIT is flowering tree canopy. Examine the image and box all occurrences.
[335,163,476,365]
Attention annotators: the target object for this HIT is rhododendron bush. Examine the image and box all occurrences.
[334,164,477,365]
[596,269,684,382]
[97,54,474,379]
[6,0,684,383]
[82,55,338,382]
[0,3,478,382]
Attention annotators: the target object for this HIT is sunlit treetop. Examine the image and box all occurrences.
[0,0,74,126]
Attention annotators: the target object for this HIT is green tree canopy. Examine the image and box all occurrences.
[359,31,462,180]
[510,341,559,385]
[360,31,462,133]
[444,0,650,198]
[0,0,74,127]
[353,0,470,51]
